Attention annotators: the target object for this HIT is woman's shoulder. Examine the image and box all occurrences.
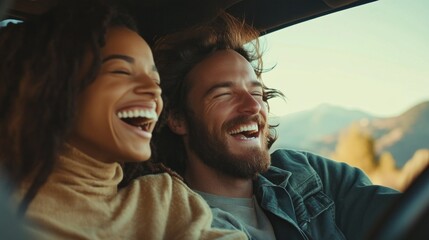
[131,173,190,193]
[131,173,208,204]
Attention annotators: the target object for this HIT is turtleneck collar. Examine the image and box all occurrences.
[51,144,124,197]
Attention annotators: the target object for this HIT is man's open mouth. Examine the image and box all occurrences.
[116,108,158,132]
[228,123,260,139]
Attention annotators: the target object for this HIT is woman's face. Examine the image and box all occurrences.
[69,26,163,163]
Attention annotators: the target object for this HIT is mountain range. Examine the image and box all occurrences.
[270,101,429,167]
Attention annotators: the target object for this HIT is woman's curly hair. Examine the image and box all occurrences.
[0,0,162,213]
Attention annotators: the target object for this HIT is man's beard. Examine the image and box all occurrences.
[186,113,271,179]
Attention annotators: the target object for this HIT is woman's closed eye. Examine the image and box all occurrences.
[110,69,131,75]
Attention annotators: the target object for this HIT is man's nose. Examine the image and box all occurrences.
[237,92,262,115]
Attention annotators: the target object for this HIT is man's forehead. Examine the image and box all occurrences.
[187,50,257,87]
[192,49,249,70]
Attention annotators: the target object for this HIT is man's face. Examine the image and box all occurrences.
[69,27,163,163]
[183,50,270,178]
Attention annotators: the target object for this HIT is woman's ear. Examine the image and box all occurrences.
[167,113,188,135]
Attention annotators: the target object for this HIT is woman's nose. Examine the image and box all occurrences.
[134,76,162,99]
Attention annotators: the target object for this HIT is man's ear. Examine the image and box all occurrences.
[167,113,188,135]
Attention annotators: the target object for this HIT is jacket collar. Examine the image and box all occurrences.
[257,150,323,198]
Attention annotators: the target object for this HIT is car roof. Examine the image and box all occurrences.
[4,0,377,44]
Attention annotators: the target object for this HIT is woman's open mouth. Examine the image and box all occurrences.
[116,108,158,133]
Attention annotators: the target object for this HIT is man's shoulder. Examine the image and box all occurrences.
[264,149,323,190]
[267,148,377,190]
[267,148,353,188]
[269,148,321,169]
[269,148,345,172]
[270,148,307,161]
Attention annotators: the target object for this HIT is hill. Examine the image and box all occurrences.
[270,103,374,153]
[270,101,429,167]
[366,101,429,166]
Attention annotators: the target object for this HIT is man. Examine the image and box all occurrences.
[153,12,400,240]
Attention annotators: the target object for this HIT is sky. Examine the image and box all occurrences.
[260,0,429,118]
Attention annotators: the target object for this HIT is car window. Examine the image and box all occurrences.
[263,0,429,191]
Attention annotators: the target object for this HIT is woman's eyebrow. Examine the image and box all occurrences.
[102,54,135,63]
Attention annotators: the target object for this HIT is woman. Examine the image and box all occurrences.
[0,1,245,239]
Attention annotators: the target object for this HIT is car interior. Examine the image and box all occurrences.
[3,0,378,44]
[1,0,428,239]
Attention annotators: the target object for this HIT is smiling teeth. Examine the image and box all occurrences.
[117,109,158,120]
[228,124,258,134]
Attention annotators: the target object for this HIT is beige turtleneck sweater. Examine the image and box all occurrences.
[19,145,246,240]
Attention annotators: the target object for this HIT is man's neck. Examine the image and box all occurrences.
[184,159,254,198]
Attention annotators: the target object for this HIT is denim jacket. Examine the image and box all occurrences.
[207,149,401,240]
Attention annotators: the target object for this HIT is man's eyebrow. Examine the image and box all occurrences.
[250,80,263,89]
[204,80,263,97]
[102,54,135,63]
[205,81,233,97]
